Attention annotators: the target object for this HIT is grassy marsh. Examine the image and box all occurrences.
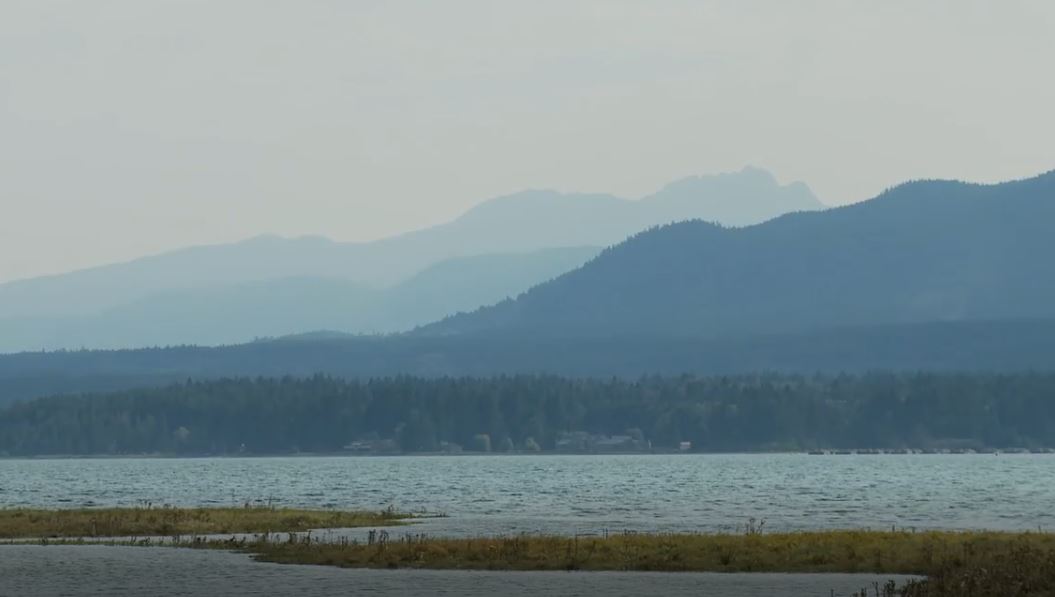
[243,529,1052,572]
[0,506,408,539]
[5,514,1054,596]
[240,529,1055,596]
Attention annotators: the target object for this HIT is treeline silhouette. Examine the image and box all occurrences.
[6,319,1055,407]
[2,372,1054,456]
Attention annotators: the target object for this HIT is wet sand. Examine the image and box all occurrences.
[0,544,918,597]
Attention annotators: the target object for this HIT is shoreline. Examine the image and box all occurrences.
[7,528,1054,595]
[2,448,1053,460]
[3,508,1052,594]
[0,545,925,597]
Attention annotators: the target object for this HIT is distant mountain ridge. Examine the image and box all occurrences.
[422,171,1055,338]
[0,247,599,352]
[0,170,1054,405]
[0,167,820,321]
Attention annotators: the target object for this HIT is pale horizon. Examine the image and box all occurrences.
[3,1,1054,283]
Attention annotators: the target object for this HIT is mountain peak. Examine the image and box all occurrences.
[641,167,823,226]
[734,164,779,184]
[653,166,815,199]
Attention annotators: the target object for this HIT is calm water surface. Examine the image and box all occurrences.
[1,454,1051,535]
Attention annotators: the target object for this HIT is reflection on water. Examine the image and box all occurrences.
[1,454,1052,535]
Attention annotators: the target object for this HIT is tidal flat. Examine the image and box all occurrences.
[227,529,1055,595]
[4,510,1053,597]
[0,544,922,597]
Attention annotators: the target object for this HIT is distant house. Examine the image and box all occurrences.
[343,440,373,453]
[343,439,399,454]
[592,435,638,452]
[439,441,463,454]
[555,431,650,453]
[555,431,591,452]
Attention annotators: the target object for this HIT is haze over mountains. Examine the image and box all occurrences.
[425,171,1055,337]
[0,169,1053,406]
[0,248,598,350]
[0,167,819,352]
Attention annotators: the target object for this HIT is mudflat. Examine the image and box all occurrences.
[0,544,917,597]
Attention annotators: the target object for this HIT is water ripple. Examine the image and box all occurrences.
[0,454,1051,534]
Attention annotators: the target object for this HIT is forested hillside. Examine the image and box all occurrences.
[3,318,1055,405]
[426,172,1055,336]
[3,372,1054,456]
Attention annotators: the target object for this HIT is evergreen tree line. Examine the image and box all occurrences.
[1,372,1053,456]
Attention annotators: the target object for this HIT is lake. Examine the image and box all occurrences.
[1,454,1051,536]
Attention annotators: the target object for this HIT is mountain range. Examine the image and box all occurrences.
[424,171,1055,337]
[0,247,598,351]
[0,166,819,351]
[0,169,1052,405]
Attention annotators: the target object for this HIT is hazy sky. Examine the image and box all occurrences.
[2,1,1054,283]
